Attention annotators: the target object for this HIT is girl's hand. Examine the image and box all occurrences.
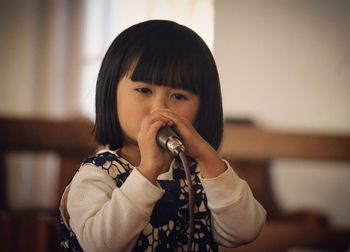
[137,111,173,184]
[157,109,226,178]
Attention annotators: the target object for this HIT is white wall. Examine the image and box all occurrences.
[0,0,37,116]
[214,0,350,227]
[0,0,84,118]
[0,0,65,210]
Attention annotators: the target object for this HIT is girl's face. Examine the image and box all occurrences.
[116,76,200,146]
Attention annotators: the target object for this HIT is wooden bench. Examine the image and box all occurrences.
[0,117,95,252]
[220,123,350,251]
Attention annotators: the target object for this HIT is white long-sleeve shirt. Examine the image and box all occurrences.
[59,150,266,252]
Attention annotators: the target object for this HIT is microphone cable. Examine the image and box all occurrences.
[179,151,194,252]
[156,126,194,252]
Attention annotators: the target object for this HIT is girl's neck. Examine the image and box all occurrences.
[119,145,141,167]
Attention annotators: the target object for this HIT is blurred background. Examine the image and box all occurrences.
[0,0,349,251]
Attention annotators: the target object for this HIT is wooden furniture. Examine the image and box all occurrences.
[0,117,95,252]
[220,123,350,252]
[0,117,349,252]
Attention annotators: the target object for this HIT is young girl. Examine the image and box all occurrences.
[59,20,266,252]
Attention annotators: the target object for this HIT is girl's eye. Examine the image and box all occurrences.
[135,88,152,94]
[172,93,188,101]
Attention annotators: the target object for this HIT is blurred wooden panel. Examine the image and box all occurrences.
[0,117,96,154]
[2,117,350,161]
[220,222,350,252]
[0,154,6,209]
[59,153,88,195]
[221,124,350,161]
[0,212,13,252]
[0,117,97,209]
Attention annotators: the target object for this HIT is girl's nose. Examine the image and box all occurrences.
[151,96,169,112]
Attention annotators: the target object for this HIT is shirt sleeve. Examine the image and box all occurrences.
[66,164,164,252]
[200,160,266,248]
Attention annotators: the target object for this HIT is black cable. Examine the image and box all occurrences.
[156,126,194,251]
[179,151,194,252]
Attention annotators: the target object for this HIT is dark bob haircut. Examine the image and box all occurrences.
[95,20,223,151]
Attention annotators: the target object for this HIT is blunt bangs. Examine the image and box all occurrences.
[127,22,215,95]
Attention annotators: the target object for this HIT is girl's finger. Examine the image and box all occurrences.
[156,110,184,123]
[140,113,171,133]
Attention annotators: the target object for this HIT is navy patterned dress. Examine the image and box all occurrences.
[58,150,218,251]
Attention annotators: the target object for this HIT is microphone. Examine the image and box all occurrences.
[156,126,194,251]
[156,126,185,156]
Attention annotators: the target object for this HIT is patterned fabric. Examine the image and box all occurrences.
[58,151,218,252]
